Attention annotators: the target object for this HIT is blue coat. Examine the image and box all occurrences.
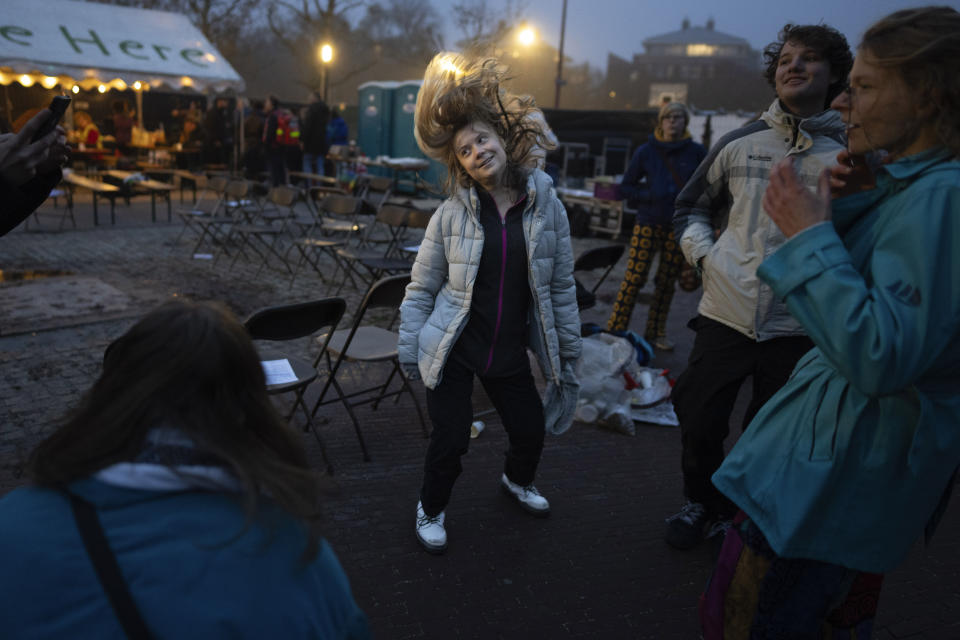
[619,135,705,226]
[712,149,960,573]
[0,477,370,639]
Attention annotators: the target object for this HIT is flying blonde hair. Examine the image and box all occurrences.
[414,52,557,194]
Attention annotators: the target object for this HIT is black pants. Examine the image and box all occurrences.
[267,149,286,186]
[671,316,812,516]
[420,355,545,516]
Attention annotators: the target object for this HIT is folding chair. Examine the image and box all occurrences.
[286,194,364,288]
[573,244,625,310]
[27,184,76,231]
[245,297,346,474]
[311,273,428,461]
[356,175,394,213]
[332,204,430,295]
[174,175,231,255]
[225,181,296,274]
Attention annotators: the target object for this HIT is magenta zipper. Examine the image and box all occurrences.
[483,217,508,374]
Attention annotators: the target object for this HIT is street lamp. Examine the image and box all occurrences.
[517,25,536,47]
[554,0,568,108]
[319,43,333,102]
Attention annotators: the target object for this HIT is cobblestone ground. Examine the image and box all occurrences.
[1,195,957,638]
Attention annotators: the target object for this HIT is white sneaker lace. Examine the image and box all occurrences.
[417,512,442,527]
[664,502,706,525]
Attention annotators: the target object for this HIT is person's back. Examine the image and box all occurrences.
[303,98,330,154]
[0,478,367,638]
[0,300,369,639]
[328,111,348,146]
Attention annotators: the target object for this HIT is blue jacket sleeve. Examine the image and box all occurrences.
[757,184,960,397]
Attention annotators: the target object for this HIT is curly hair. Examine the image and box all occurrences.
[762,24,853,109]
[859,6,960,157]
[414,52,557,195]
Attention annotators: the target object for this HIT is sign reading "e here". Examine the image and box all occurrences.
[0,25,210,67]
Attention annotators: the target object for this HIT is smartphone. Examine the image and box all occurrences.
[30,95,71,142]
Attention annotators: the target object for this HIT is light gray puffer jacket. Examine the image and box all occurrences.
[398,169,582,434]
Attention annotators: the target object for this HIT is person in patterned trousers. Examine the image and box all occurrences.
[606,102,706,350]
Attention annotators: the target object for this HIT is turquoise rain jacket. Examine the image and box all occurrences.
[712,149,960,573]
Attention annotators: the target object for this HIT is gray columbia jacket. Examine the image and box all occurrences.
[673,99,845,341]
[398,169,582,434]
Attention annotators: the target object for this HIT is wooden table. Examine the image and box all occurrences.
[288,171,339,188]
[102,170,176,222]
[61,171,121,225]
[136,166,203,203]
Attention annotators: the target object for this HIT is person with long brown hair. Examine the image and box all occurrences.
[701,7,960,637]
[399,53,581,554]
[0,300,369,638]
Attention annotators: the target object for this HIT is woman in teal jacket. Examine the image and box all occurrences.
[0,300,369,639]
[701,7,960,638]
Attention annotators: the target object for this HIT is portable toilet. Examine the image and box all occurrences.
[391,80,446,192]
[357,81,399,177]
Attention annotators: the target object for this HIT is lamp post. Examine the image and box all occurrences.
[319,43,333,103]
[554,0,568,108]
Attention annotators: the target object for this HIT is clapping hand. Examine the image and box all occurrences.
[763,157,832,238]
[0,110,70,187]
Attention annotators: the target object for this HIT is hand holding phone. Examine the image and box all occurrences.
[0,98,72,185]
[31,95,71,143]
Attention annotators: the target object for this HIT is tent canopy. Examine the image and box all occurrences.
[0,0,244,93]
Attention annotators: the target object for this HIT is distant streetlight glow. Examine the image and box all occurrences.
[517,26,536,47]
[319,42,334,102]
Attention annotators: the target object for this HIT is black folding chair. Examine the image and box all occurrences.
[245,297,346,474]
[573,244,625,310]
[311,273,428,461]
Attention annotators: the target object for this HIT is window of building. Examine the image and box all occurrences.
[686,44,717,57]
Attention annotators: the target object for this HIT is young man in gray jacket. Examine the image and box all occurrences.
[666,24,852,550]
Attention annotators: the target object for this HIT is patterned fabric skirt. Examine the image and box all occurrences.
[700,512,884,639]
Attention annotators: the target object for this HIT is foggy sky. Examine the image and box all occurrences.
[442,0,958,69]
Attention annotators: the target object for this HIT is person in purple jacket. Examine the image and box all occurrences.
[606,102,706,351]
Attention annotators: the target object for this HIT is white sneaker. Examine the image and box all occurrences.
[415,500,447,554]
[500,473,550,517]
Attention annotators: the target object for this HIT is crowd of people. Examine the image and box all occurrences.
[0,5,957,638]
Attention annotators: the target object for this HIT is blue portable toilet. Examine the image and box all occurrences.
[391,80,446,192]
[357,81,398,177]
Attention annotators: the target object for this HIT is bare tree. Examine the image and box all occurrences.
[451,0,527,55]
[358,0,444,64]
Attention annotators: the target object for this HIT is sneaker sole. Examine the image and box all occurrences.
[500,483,550,518]
[415,530,447,555]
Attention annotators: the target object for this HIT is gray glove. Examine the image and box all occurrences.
[401,362,421,381]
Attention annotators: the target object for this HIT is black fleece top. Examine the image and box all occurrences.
[451,189,531,377]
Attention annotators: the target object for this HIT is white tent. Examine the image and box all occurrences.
[0,0,244,94]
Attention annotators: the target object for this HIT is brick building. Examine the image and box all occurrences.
[604,19,773,112]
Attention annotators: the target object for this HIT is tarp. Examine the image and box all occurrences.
[0,0,244,93]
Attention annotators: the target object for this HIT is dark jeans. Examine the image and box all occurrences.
[267,149,286,186]
[671,316,812,516]
[420,354,545,516]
